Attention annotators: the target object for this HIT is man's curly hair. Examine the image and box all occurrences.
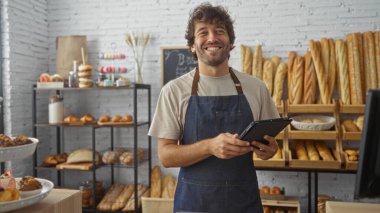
[185,3,235,59]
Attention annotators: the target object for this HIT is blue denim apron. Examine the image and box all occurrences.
[173,68,263,213]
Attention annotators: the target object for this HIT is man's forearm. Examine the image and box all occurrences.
[158,138,212,168]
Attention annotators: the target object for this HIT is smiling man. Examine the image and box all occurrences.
[148,3,279,213]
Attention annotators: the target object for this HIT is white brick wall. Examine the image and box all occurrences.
[2,0,380,212]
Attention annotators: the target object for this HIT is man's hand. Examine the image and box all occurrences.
[208,133,253,159]
[251,135,278,160]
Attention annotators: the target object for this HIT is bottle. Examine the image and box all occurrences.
[48,95,64,124]
[72,60,78,87]
[68,71,75,88]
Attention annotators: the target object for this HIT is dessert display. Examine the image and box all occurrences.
[0,134,33,148]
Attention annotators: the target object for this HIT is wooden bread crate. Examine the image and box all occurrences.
[339,102,365,114]
[253,147,286,168]
[341,124,362,141]
[262,197,300,213]
[141,197,174,213]
[287,145,342,169]
[343,152,358,170]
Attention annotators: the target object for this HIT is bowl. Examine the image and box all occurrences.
[291,115,336,131]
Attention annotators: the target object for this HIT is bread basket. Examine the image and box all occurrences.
[291,115,335,131]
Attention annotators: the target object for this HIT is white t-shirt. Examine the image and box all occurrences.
[148,68,279,140]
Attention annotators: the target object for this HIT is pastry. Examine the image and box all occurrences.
[0,171,16,189]
[12,135,33,146]
[18,176,42,191]
[111,115,122,122]
[270,186,282,195]
[120,114,133,123]
[80,114,96,124]
[63,115,80,124]
[78,78,93,88]
[102,150,123,164]
[335,39,351,105]
[98,115,110,123]
[0,188,20,202]
[260,186,270,194]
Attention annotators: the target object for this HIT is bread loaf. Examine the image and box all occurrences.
[321,38,330,80]
[328,38,336,103]
[111,184,133,211]
[252,45,263,79]
[287,51,297,104]
[240,45,253,75]
[309,40,329,104]
[335,39,351,104]
[305,141,320,161]
[346,34,363,104]
[291,56,305,104]
[374,31,380,88]
[354,115,364,131]
[122,184,148,211]
[303,51,316,104]
[342,120,360,132]
[150,166,161,198]
[240,44,246,73]
[363,32,378,90]
[272,63,287,106]
[271,56,281,73]
[161,175,176,198]
[263,60,274,96]
[314,141,334,161]
[355,33,366,101]
[67,148,101,164]
[295,141,308,160]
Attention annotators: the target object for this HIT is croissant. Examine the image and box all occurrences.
[63,115,80,124]
[111,115,122,122]
[80,114,96,124]
[98,115,110,123]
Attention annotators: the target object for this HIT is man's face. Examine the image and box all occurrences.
[191,21,231,66]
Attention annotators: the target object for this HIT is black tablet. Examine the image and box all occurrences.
[239,117,292,145]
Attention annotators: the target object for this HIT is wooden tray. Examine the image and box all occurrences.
[288,125,338,140]
[97,121,133,126]
[288,149,342,169]
[341,125,362,141]
[63,121,85,126]
[56,162,102,170]
[253,149,286,168]
[339,102,365,114]
[343,152,358,171]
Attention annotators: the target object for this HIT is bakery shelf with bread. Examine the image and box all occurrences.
[32,83,152,213]
[262,197,300,213]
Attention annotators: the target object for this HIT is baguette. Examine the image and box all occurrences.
[272,63,287,106]
[271,56,281,73]
[346,33,363,104]
[161,175,176,199]
[315,141,334,161]
[295,141,308,160]
[291,56,305,104]
[305,141,320,161]
[287,51,297,103]
[252,45,263,80]
[263,60,274,96]
[328,38,337,103]
[342,120,360,132]
[122,184,148,211]
[335,39,351,104]
[303,51,317,104]
[363,32,378,90]
[321,38,330,79]
[375,31,380,88]
[240,45,246,74]
[309,40,329,104]
[111,184,134,211]
[150,166,161,198]
[355,33,366,101]
[240,45,253,75]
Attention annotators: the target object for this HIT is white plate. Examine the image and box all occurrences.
[0,178,54,212]
[0,137,39,162]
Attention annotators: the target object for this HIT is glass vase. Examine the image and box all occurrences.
[135,61,143,84]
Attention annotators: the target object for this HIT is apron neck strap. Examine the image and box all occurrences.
[191,67,243,96]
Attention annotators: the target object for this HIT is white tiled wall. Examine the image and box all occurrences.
[2,0,380,212]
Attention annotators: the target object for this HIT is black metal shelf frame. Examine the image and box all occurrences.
[32,83,152,213]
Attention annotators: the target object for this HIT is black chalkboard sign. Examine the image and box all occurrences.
[161,46,198,86]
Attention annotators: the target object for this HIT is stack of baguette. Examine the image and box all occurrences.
[241,31,380,106]
[150,165,177,199]
[294,141,335,161]
[97,183,148,211]
[240,45,288,106]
